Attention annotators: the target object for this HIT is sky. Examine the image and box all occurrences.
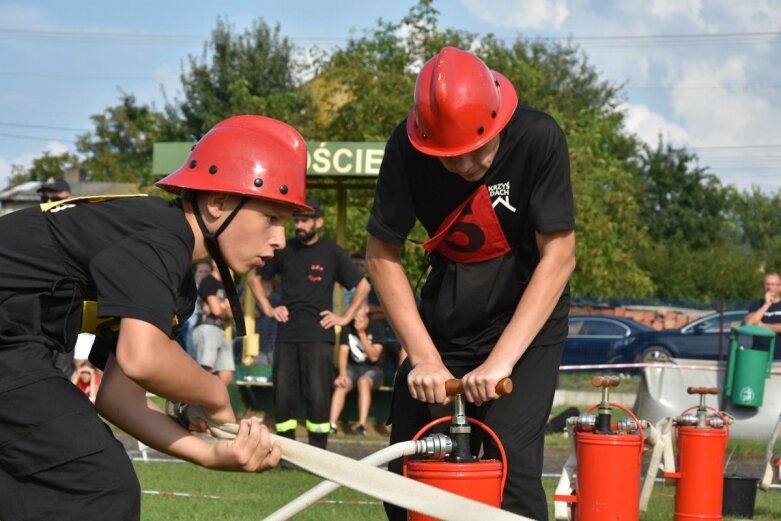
[1,0,780,192]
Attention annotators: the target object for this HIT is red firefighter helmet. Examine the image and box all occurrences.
[407,47,518,157]
[157,115,311,212]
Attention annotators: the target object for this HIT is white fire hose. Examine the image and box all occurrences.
[168,403,529,521]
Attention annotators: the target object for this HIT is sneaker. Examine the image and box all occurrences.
[355,424,368,436]
[329,423,338,435]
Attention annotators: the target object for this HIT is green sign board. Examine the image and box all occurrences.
[152,141,386,177]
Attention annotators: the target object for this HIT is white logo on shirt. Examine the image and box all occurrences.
[488,182,516,213]
[348,332,374,363]
[49,204,76,213]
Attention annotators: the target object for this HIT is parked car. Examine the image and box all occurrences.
[562,315,654,366]
[606,310,759,364]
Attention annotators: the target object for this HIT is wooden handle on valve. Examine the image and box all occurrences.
[591,375,621,388]
[445,378,513,396]
[687,387,719,395]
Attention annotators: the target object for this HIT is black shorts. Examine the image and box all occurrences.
[0,368,140,520]
[347,364,383,389]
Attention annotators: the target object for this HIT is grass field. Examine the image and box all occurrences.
[135,460,781,520]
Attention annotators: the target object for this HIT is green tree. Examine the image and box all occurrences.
[167,18,313,138]
[9,151,81,185]
[631,139,733,249]
[730,187,781,272]
[76,93,179,186]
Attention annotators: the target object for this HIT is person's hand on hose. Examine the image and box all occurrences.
[204,417,282,472]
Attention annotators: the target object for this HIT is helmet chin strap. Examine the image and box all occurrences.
[188,191,248,336]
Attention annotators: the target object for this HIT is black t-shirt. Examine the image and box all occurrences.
[367,106,575,368]
[339,320,386,368]
[197,275,227,329]
[747,300,781,354]
[260,237,363,343]
[0,196,195,392]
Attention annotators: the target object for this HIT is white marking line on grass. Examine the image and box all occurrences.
[316,499,382,505]
[143,490,222,499]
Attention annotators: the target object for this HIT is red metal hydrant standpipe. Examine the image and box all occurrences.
[554,375,644,521]
[666,387,730,521]
[404,379,511,521]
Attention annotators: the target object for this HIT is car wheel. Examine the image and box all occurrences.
[639,346,672,363]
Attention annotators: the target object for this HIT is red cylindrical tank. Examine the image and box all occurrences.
[574,432,643,521]
[674,426,728,521]
[406,459,503,521]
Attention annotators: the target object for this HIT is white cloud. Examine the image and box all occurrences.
[461,0,570,30]
[620,103,691,146]
[649,0,704,25]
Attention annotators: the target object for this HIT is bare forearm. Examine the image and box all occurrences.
[367,236,440,366]
[97,357,214,465]
[342,279,371,322]
[116,319,228,411]
[247,270,274,315]
[745,307,768,325]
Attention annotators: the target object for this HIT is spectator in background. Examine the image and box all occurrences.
[37,177,71,203]
[192,260,235,387]
[329,302,386,436]
[177,260,213,356]
[343,251,368,308]
[255,277,282,365]
[744,272,781,348]
[71,361,102,403]
[248,198,371,449]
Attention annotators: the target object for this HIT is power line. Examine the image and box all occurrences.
[0,132,76,143]
[0,71,177,82]
[689,144,781,150]
[0,122,90,132]
[0,27,778,48]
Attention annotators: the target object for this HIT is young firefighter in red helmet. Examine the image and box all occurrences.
[366,47,576,520]
[0,115,310,520]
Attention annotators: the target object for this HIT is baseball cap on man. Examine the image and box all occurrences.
[298,198,322,218]
[37,177,71,193]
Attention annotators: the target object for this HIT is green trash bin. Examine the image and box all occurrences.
[724,325,776,407]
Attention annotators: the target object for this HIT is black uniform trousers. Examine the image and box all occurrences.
[0,346,139,520]
[272,341,335,444]
[384,341,564,521]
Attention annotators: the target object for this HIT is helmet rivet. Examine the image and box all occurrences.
[279,185,288,194]
[254,178,263,187]
[477,126,484,135]
[422,132,428,140]
[491,110,497,118]
[495,80,500,87]
[209,165,218,174]
[189,160,197,169]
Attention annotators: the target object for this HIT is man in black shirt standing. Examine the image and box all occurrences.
[0,115,310,520]
[366,47,576,520]
[744,272,781,351]
[249,199,370,449]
